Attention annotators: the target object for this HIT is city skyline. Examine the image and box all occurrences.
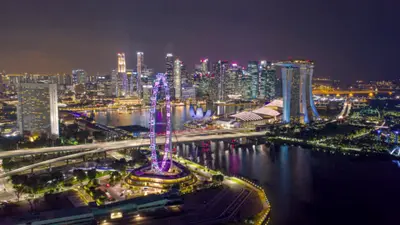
[0,0,399,82]
[1,1,400,225]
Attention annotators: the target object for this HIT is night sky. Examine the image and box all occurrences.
[0,0,398,83]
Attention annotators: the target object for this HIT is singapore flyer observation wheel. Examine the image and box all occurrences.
[149,73,172,173]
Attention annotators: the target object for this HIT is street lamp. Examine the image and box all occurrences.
[395,131,399,145]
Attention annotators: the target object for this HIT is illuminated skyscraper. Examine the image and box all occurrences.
[259,61,276,100]
[17,83,59,137]
[208,60,229,101]
[111,69,118,96]
[117,53,126,73]
[239,69,251,99]
[72,69,87,85]
[201,58,210,75]
[276,60,320,124]
[165,53,174,96]
[217,60,229,101]
[180,62,191,85]
[136,52,144,97]
[117,53,128,96]
[248,61,259,99]
[126,69,135,96]
[0,70,4,93]
[173,58,182,100]
[225,63,240,98]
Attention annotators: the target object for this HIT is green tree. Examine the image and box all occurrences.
[87,169,97,182]
[110,171,122,185]
[2,158,17,171]
[50,171,64,183]
[10,174,27,186]
[13,185,25,202]
[111,159,127,174]
[73,169,87,184]
[25,176,41,198]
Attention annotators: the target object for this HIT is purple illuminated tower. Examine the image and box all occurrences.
[149,73,172,173]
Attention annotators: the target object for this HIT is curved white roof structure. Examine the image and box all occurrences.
[252,107,280,117]
[230,111,263,121]
[266,99,283,108]
[189,105,212,120]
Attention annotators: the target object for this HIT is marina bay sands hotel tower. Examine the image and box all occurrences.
[275,60,320,124]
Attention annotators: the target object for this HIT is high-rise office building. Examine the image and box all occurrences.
[239,69,251,99]
[173,59,182,100]
[136,52,144,97]
[72,69,87,85]
[225,63,240,98]
[117,53,126,73]
[117,53,128,96]
[276,60,320,124]
[165,53,174,96]
[259,61,276,100]
[0,70,4,93]
[17,83,59,137]
[248,61,259,99]
[208,61,227,102]
[180,62,191,85]
[126,69,135,96]
[111,69,118,97]
[57,73,73,86]
[201,58,210,75]
[216,60,229,101]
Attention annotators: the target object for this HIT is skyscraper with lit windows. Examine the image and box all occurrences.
[201,58,210,75]
[173,58,182,100]
[276,60,319,124]
[259,61,276,100]
[17,83,59,137]
[117,53,127,96]
[225,63,240,98]
[136,52,144,97]
[72,69,87,85]
[217,60,229,101]
[0,70,5,94]
[165,53,174,96]
[248,61,259,99]
[239,69,251,99]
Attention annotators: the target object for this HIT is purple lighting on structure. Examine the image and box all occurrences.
[149,73,172,173]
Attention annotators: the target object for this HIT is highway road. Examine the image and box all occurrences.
[0,130,266,178]
[0,128,264,159]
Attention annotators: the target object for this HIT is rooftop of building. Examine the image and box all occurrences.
[252,107,280,117]
[231,111,264,121]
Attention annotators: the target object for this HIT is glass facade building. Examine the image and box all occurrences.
[136,52,144,97]
[17,83,59,137]
[248,61,259,99]
[259,61,276,100]
[165,53,174,97]
[173,58,182,100]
